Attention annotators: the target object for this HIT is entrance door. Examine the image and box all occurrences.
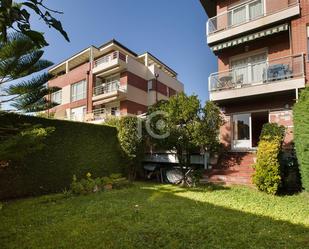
[232,114,251,149]
[251,111,269,148]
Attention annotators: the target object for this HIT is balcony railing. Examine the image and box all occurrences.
[94,51,126,68]
[209,54,304,92]
[93,80,126,96]
[207,0,299,35]
[85,107,121,121]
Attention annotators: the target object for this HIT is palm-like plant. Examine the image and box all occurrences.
[0,32,59,112]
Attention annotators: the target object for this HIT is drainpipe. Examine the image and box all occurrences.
[155,73,159,103]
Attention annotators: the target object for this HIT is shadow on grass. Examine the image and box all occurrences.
[0,183,308,249]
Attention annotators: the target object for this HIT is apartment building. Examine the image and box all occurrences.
[200,0,308,185]
[48,39,184,123]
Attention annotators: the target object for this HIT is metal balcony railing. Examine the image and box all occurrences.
[94,51,126,68]
[207,0,299,35]
[93,80,126,96]
[85,107,121,121]
[209,54,304,92]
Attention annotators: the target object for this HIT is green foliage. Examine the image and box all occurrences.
[0,125,54,161]
[0,113,126,199]
[147,93,223,185]
[253,138,282,195]
[0,33,59,112]
[0,0,69,46]
[70,172,130,195]
[192,101,224,154]
[117,116,144,180]
[294,87,309,191]
[260,123,285,142]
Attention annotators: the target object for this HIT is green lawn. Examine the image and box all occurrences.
[1,183,308,249]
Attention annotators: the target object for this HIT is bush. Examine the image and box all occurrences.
[260,123,285,142]
[0,113,126,199]
[253,123,286,195]
[294,87,309,191]
[253,138,282,195]
[70,173,130,195]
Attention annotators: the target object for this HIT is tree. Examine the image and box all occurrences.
[192,101,224,155]
[146,93,223,186]
[0,32,59,111]
[111,116,144,181]
[0,0,69,112]
[0,0,69,46]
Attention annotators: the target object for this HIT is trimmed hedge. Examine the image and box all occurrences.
[253,138,282,195]
[0,113,126,199]
[294,87,309,191]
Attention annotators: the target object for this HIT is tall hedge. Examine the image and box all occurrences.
[0,113,126,199]
[294,87,309,191]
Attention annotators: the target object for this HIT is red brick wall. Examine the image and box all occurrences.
[48,62,90,88]
[50,99,87,115]
[269,110,294,148]
[216,0,294,15]
[120,71,177,97]
[122,71,147,92]
[120,100,147,115]
[218,32,290,71]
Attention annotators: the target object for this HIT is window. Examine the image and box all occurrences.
[228,0,264,27]
[231,52,267,85]
[71,80,86,102]
[111,107,119,116]
[148,80,153,92]
[51,90,62,104]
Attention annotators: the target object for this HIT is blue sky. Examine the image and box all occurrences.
[28,0,217,104]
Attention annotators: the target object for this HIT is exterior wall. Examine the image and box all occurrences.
[291,0,309,82]
[48,44,183,121]
[269,110,294,148]
[216,0,294,16]
[217,32,290,71]
[49,62,90,88]
[48,62,90,117]
[218,92,296,149]
[148,64,184,93]
[120,100,148,115]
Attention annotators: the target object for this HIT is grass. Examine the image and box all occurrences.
[0,183,308,249]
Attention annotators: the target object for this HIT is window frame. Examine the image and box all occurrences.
[71,80,86,102]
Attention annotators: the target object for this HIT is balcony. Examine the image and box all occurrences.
[92,51,127,75]
[209,54,305,101]
[84,108,121,123]
[207,0,300,45]
[92,80,127,103]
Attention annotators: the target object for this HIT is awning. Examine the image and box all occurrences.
[211,23,289,52]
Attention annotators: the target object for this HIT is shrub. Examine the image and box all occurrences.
[253,123,286,195]
[253,138,282,195]
[70,173,130,195]
[260,123,285,142]
[0,113,126,199]
[294,87,309,191]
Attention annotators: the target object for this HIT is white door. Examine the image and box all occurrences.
[232,113,251,149]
